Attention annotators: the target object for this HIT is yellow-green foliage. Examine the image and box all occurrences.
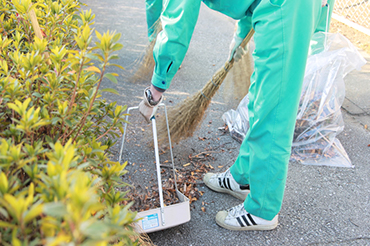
[0,0,138,245]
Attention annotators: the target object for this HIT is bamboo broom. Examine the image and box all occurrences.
[129,19,162,83]
[223,24,254,107]
[157,29,255,144]
[223,44,254,107]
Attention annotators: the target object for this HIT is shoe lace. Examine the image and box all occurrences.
[216,168,230,179]
[228,203,246,217]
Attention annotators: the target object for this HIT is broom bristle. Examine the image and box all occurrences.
[157,63,231,144]
[157,30,255,144]
[223,48,254,107]
[129,20,162,83]
[129,223,154,246]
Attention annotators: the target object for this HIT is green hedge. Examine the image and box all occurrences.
[0,0,139,245]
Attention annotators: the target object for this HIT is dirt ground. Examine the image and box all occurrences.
[330,19,370,55]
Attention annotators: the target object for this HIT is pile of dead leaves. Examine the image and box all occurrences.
[122,152,214,212]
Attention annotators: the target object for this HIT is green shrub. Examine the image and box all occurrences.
[0,0,140,245]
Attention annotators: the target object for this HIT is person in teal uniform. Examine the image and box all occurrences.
[146,0,163,42]
[139,0,335,230]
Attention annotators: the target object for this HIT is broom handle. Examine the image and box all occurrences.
[217,29,255,84]
[224,29,255,72]
[240,29,255,51]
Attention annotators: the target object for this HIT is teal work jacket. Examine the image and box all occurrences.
[151,0,258,91]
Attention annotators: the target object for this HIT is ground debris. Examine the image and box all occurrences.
[122,158,212,212]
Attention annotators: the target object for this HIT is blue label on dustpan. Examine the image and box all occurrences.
[142,213,159,230]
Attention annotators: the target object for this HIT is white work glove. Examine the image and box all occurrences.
[139,87,163,123]
[228,35,248,62]
[322,0,328,6]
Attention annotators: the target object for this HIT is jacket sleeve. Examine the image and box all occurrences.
[151,0,202,91]
[235,15,253,43]
[146,0,163,41]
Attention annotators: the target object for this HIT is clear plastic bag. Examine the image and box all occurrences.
[222,32,366,167]
[222,94,250,143]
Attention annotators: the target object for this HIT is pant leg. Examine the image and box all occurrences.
[146,0,163,41]
[230,0,323,220]
[316,0,335,33]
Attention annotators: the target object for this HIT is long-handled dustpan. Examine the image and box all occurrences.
[118,104,190,233]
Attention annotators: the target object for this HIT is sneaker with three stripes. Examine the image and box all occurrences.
[203,168,250,200]
[216,203,278,231]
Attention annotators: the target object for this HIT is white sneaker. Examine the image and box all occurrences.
[203,168,250,200]
[216,203,278,231]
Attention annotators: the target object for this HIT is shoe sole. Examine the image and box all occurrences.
[215,211,278,231]
[203,173,249,201]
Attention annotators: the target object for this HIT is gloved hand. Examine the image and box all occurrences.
[228,35,248,62]
[139,87,163,123]
[322,0,328,6]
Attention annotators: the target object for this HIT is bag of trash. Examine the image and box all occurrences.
[222,32,366,167]
[222,94,250,143]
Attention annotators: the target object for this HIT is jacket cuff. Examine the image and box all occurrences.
[151,72,170,91]
[152,84,166,93]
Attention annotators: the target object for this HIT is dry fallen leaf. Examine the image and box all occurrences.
[123,152,214,212]
[201,207,206,212]
[218,166,223,168]
[183,163,191,167]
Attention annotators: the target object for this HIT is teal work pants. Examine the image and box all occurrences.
[316,0,335,33]
[230,0,326,220]
[146,0,163,41]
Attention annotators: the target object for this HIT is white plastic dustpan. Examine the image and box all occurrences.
[118,104,191,233]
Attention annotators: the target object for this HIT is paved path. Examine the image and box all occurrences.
[84,1,370,245]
